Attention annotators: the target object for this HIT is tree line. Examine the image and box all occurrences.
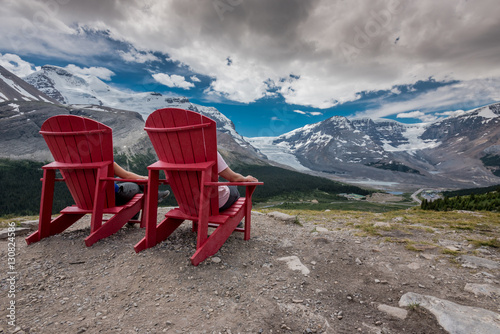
[421,191,500,212]
[1,155,373,217]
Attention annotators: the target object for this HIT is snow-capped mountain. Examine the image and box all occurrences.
[0,64,263,164]
[250,102,500,190]
[23,65,253,148]
[0,66,58,103]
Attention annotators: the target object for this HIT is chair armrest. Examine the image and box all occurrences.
[42,161,111,170]
[148,160,215,171]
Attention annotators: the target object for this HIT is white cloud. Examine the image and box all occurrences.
[437,110,466,118]
[0,53,38,77]
[397,110,438,123]
[152,73,194,89]
[64,64,115,81]
[397,110,424,119]
[118,50,159,63]
[391,87,402,95]
[293,109,323,117]
[190,75,201,82]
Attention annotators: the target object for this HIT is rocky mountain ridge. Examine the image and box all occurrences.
[0,65,263,165]
[251,102,500,190]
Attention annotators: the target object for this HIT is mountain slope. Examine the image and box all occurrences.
[0,101,147,161]
[0,66,59,103]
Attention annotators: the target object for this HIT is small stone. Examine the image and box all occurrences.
[407,262,421,270]
[211,257,222,263]
[374,279,381,283]
[377,304,408,320]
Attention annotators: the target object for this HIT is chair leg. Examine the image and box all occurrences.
[190,209,245,266]
[85,198,142,247]
[25,214,84,245]
[244,201,252,241]
[134,217,184,252]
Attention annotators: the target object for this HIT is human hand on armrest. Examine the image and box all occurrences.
[219,167,258,183]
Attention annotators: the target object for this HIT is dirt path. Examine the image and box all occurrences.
[1,208,499,333]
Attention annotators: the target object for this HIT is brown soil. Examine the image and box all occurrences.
[1,208,499,334]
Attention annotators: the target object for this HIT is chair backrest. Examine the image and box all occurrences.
[145,108,219,216]
[40,115,115,210]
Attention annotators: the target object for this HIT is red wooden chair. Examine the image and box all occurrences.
[134,108,263,265]
[26,115,147,247]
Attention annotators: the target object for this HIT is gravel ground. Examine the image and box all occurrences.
[1,208,499,333]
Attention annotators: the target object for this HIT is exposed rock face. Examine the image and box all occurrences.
[0,65,59,103]
[399,292,500,334]
[0,101,146,161]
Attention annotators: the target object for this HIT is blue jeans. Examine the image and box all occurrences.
[219,186,240,212]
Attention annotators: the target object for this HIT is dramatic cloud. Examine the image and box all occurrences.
[1,0,500,113]
[152,73,194,89]
[0,53,38,76]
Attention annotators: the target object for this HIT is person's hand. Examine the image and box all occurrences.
[244,175,258,182]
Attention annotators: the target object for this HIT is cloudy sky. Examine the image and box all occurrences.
[1,0,500,136]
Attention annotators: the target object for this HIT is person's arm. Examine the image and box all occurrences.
[219,166,258,182]
[113,162,147,180]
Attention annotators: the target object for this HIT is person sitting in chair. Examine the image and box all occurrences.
[217,152,258,211]
[113,162,170,206]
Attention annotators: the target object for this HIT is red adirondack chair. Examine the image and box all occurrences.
[134,108,263,265]
[26,115,146,247]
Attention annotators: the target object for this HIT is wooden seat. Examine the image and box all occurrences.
[134,108,263,265]
[25,115,146,247]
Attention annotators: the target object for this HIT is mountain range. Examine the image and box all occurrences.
[249,104,500,191]
[0,65,263,164]
[1,63,500,191]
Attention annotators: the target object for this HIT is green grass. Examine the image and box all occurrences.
[267,200,415,213]
[266,208,500,253]
[468,238,500,248]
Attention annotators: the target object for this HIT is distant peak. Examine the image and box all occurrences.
[40,65,73,76]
